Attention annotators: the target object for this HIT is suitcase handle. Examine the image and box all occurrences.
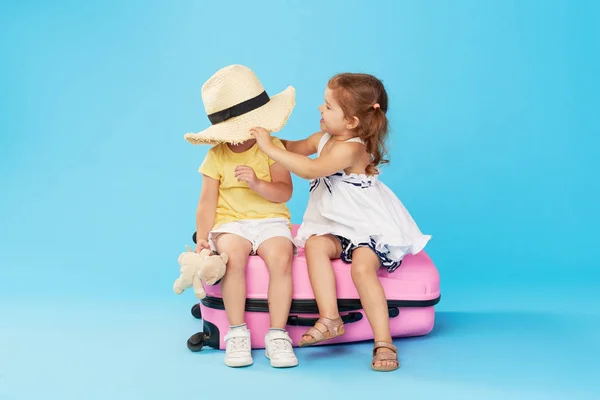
[286,312,363,326]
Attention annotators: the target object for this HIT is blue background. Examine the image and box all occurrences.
[1,1,599,399]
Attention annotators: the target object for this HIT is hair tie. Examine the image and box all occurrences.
[373,103,380,110]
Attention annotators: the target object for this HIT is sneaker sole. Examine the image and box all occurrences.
[265,351,299,368]
[225,358,254,368]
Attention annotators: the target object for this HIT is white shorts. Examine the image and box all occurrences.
[208,218,295,255]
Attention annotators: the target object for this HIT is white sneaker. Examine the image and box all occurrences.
[224,328,253,367]
[264,330,299,368]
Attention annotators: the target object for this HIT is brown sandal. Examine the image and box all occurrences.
[298,316,345,347]
[371,342,400,372]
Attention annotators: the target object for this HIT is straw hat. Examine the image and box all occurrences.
[184,65,296,145]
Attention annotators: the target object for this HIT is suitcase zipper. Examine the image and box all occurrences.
[200,295,440,313]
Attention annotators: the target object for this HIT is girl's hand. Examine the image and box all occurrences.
[195,239,210,253]
[235,165,260,189]
[249,127,274,150]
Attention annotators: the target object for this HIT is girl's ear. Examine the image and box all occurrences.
[346,116,360,130]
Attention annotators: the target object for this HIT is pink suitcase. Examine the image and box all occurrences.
[186,226,440,351]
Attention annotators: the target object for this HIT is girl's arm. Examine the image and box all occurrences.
[234,162,293,203]
[195,174,219,252]
[251,128,362,180]
[253,162,293,203]
[281,132,324,156]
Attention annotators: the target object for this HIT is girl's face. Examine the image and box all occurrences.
[318,87,350,136]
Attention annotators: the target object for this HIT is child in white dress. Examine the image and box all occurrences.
[250,73,431,372]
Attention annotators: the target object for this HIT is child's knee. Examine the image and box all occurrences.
[214,235,251,262]
[226,251,248,269]
[351,262,377,281]
[218,247,250,276]
[265,251,293,275]
[305,235,323,249]
[306,235,334,251]
[305,236,340,260]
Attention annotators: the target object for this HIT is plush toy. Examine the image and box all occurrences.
[173,246,228,299]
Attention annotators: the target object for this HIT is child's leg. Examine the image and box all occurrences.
[305,234,342,319]
[299,235,345,346]
[214,233,253,326]
[255,226,298,368]
[256,236,294,328]
[212,232,254,367]
[351,247,399,371]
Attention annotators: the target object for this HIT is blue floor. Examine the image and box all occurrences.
[1,279,599,400]
[2,1,599,399]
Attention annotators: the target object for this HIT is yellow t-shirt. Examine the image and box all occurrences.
[198,137,291,230]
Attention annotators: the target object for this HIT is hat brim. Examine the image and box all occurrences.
[184,86,295,145]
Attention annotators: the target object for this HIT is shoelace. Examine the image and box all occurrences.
[228,336,250,352]
[270,337,292,353]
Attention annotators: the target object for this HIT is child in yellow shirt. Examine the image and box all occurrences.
[184,65,298,368]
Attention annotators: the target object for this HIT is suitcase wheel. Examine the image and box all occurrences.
[187,332,210,352]
[191,304,202,319]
